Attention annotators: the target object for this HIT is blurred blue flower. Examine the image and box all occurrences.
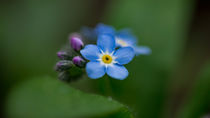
[115,29,151,56]
[80,34,135,80]
[93,23,151,56]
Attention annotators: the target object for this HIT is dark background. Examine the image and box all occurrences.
[0,0,210,118]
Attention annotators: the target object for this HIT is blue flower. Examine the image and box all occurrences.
[94,23,151,56]
[80,34,135,80]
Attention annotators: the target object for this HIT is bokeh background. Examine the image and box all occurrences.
[0,0,210,118]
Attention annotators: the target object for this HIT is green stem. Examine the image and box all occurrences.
[98,75,114,97]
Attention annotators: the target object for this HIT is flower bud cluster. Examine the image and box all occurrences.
[55,33,86,82]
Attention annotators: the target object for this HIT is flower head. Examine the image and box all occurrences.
[94,23,151,55]
[80,34,135,80]
[56,23,150,82]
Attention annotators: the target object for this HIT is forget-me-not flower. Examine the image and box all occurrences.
[94,23,151,56]
[80,34,135,80]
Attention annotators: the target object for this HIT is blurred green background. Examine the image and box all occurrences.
[0,0,210,118]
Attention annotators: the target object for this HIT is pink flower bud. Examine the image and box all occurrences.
[57,51,70,60]
[72,56,85,67]
[69,33,84,51]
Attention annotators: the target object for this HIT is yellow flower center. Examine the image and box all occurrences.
[102,54,112,64]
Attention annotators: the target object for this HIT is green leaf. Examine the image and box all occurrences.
[6,77,133,118]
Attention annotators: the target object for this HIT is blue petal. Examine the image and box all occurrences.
[95,23,115,35]
[107,64,128,80]
[97,34,116,53]
[80,45,100,61]
[115,29,137,46]
[134,46,151,55]
[114,47,135,65]
[86,62,105,79]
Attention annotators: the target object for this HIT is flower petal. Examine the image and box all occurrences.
[107,64,128,80]
[80,44,100,61]
[86,62,105,79]
[97,34,116,53]
[95,23,115,35]
[134,46,151,55]
[114,47,135,65]
[116,29,137,46]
